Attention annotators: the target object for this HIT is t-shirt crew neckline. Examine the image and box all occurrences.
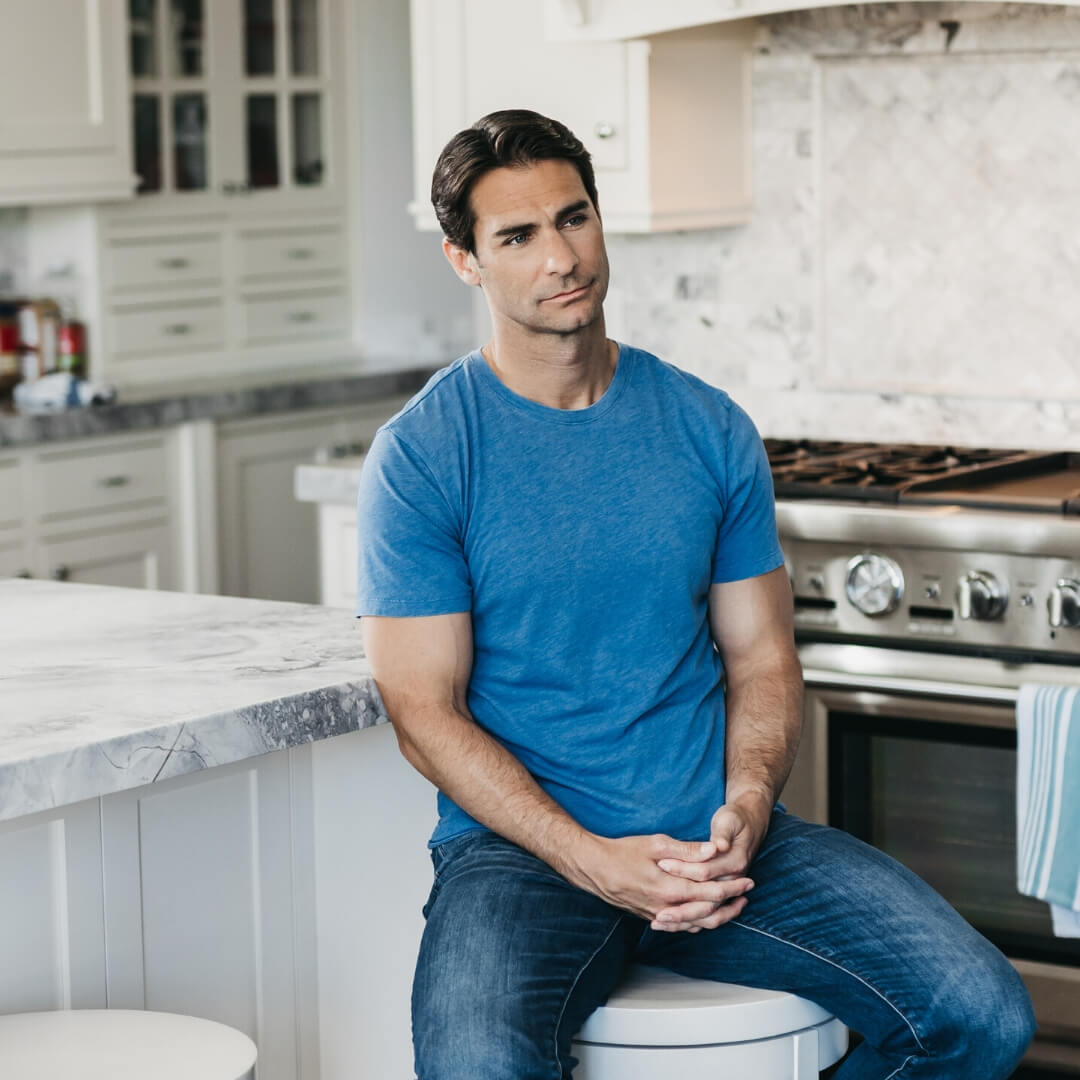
[468,341,630,424]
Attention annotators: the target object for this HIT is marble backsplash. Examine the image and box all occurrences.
[604,3,1080,449]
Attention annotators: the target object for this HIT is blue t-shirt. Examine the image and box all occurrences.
[355,343,784,847]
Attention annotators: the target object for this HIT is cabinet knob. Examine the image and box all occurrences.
[286,248,315,260]
[286,311,316,324]
[159,256,190,270]
[593,121,616,140]
[97,474,132,489]
[52,565,71,582]
[163,323,192,336]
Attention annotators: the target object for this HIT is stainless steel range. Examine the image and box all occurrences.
[772,440,1080,1073]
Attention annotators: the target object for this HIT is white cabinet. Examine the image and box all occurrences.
[0,798,108,1013]
[317,501,359,610]
[123,0,345,215]
[100,749,318,1080]
[2,431,180,592]
[36,522,173,590]
[218,399,406,603]
[409,0,754,233]
[0,0,135,206]
[0,749,320,1080]
[26,0,353,389]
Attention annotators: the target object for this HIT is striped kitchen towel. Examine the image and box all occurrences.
[1017,684,1080,937]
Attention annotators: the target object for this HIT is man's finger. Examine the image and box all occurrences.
[654,879,753,920]
[652,835,716,862]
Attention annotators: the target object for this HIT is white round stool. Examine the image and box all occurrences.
[573,965,848,1079]
[0,1009,257,1080]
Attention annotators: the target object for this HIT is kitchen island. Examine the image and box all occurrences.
[0,579,433,1080]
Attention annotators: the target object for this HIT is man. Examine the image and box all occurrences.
[356,110,1035,1079]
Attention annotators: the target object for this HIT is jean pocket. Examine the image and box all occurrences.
[430,829,484,881]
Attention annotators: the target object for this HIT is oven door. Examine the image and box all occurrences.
[783,648,1080,1065]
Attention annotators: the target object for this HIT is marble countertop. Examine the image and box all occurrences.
[0,355,440,449]
[0,580,389,822]
[295,454,367,505]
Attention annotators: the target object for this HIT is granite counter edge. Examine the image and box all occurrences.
[0,674,390,823]
[0,364,441,449]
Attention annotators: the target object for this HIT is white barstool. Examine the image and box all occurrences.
[0,1009,257,1080]
[573,965,848,1079]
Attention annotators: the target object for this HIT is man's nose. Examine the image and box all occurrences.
[543,229,578,276]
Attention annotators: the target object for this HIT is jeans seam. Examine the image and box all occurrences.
[730,919,930,1060]
[883,1056,918,1079]
[551,914,627,1079]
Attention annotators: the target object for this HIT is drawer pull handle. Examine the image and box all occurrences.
[286,311,316,323]
[594,121,616,140]
[286,248,315,260]
[163,323,192,335]
[15,569,32,579]
[98,475,131,489]
[159,257,190,269]
[52,565,71,582]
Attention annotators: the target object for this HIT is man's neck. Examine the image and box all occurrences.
[481,324,616,412]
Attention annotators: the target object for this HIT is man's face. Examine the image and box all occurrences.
[446,159,610,340]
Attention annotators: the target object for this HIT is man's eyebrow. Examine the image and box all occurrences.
[490,200,591,239]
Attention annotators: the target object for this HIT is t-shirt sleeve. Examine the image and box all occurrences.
[710,403,785,584]
[354,427,472,617]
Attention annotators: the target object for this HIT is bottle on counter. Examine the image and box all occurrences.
[57,316,87,378]
[16,298,61,382]
[0,302,21,397]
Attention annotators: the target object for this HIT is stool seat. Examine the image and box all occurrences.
[573,966,848,1080]
[576,964,836,1046]
[0,1009,257,1080]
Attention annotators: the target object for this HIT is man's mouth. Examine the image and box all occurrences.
[544,282,591,303]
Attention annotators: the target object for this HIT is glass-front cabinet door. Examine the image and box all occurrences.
[129,0,213,199]
[240,0,329,196]
[128,0,337,209]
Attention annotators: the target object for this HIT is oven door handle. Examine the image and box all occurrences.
[802,668,1018,705]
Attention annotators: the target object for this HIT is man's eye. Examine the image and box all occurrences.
[506,233,529,246]
[563,214,586,228]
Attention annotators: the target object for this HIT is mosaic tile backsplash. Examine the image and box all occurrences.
[604,3,1080,448]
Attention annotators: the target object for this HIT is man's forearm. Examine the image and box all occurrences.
[390,701,599,886]
[723,647,804,808]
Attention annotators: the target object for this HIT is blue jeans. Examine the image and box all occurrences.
[412,809,1036,1079]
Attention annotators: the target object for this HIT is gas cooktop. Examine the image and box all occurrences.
[767,440,1080,657]
[765,439,1080,515]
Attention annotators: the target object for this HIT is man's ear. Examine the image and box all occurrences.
[443,237,482,287]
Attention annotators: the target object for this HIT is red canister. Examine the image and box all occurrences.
[58,320,87,377]
[0,311,20,393]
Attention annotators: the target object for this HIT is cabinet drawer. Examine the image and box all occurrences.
[107,235,223,292]
[110,301,225,355]
[237,227,344,279]
[240,289,348,343]
[34,438,169,522]
[0,457,23,532]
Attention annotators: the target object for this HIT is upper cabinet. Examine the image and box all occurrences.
[0,0,136,207]
[26,0,353,388]
[409,0,755,233]
[124,0,345,217]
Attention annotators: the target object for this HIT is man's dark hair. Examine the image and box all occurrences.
[431,109,599,254]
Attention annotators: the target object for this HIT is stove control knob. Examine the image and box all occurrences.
[1048,579,1080,629]
[845,553,904,617]
[956,570,1008,621]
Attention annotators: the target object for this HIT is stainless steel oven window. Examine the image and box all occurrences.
[786,686,1080,968]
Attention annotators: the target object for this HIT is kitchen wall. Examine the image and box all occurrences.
[603,2,1080,448]
[0,208,28,294]
[347,0,474,362]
